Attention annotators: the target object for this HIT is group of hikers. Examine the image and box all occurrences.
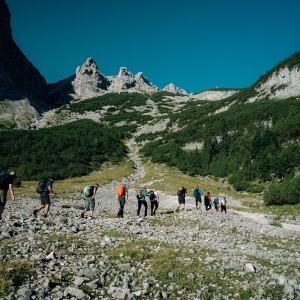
[176,186,227,213]
[0,170,227,220]
[115,184,160,218]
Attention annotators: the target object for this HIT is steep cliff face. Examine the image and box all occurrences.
[254,67,300,100]
[0,0,47,108]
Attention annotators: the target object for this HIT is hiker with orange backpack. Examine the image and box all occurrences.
[116,183,128,218]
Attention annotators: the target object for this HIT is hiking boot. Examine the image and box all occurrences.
[81,213,84,218]
[175,208,179,212]
[43,214,47,218]
[33,210,38,218]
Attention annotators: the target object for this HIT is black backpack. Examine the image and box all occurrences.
[194,188,200,198]
[36,179,48,194]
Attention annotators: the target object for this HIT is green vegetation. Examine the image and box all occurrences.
[2,53,300,206]
[0,119,16,129]
[0,260,35,296]
[67,92,148,113]
[140,97,300,204]
[264,176,300,205]
[0,119,128,180]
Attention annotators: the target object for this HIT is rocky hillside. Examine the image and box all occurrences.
[249,51,300,102]
[1,148,300,299]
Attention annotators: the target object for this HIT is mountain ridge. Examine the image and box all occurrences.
[0,0,300,130]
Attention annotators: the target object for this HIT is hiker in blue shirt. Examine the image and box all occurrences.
[213,197,220,212]
[192,186,203,210]
[149,189,159,216]
[137,187,148,217]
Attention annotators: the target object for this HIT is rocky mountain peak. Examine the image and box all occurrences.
[162,83,188,95]
[107,66,159,93]
[72,57,109,98]
[117,67,133,78]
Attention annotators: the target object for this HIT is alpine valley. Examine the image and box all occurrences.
[0,0,300,203]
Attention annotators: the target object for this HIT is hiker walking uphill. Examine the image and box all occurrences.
[34,177,56,218]
[175,186,187,212]
[213,196,220,212]
[116,183,128,218]
[204,191,212,211]
[136,187,148,217]
[149,189,159,216]
[193,186,203,209]
[0,171,17,220]
[81,183,99,218]
[221,196,227,213]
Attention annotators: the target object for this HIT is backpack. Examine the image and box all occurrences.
[117,185,125,197]
[36,179,48,194]
[213,197,219,205]
[84,185,94,197]
[194,188,200,198]
[0,171,8,188]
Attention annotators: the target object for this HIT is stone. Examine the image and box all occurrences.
[64,286,86,299]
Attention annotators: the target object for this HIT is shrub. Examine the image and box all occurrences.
[264,176,300,205]
[233,180,250,191]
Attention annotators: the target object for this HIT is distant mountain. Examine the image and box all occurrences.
[162,83,188,95]
[1,0,300,130]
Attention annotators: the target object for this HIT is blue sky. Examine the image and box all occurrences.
[6,0,300,93]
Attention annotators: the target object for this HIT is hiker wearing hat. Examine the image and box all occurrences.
[0,171,17,220]
[33,177,56,218]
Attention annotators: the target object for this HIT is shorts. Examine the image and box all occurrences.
[178,197,185,205]
[40,192,51,205]
[85,197,95,211]
[195,196,201,204]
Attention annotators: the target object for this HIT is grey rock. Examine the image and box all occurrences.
[73,276,86,286]
[64,286,86,299]
[16,287,32,300]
